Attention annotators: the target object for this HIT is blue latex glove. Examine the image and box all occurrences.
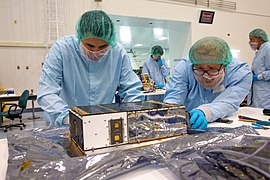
[253,74,259,81]
[157,58,163,66]
[156,84,164,89]
[189,109,208,130]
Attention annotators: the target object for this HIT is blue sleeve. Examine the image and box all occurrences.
[118,54,145,102]
[142,62,149,74]
[160,58,170,77]
[202,63,252,121]
[261,47,270,80]
[164,60,188,104]
[37,43,69,126]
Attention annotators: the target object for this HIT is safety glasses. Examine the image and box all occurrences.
[192,64,224,76]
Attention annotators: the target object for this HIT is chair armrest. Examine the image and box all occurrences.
[7,104,18,114]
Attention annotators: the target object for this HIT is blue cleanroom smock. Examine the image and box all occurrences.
[38,35,144,125]
[248,42,270,108]
[164,58,252,122]
[142,56,170,85]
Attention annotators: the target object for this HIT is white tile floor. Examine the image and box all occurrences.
[0,111,47,135]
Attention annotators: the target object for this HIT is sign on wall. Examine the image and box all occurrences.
[199,10,215,24]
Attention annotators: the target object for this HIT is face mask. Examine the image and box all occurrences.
[195,69,225,90]
[80,42,111,61]
[249,42,258,51]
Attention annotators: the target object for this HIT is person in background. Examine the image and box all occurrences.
[248,29,270,109]
[37,10,144,126]
[142,45,170,89]
[164,37,252,130]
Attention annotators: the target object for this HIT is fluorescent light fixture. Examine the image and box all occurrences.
[159,37,168,40]
[230,49,240,59]
[134,44,143,47]
[120,26,131,44]
[154,28,163,37]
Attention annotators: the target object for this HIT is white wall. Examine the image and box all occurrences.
[0,0,46,93]
[96,0,270,64]
[169,24,192,69]
[0,0,270,106]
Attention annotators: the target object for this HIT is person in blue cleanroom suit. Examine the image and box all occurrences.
[142,45,170,101]
[164,36,252,130]
[142,45,170,88]
[37,10,144,126]
[247,29,270,109]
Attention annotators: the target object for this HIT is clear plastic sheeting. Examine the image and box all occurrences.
[7,126,70,175]
[6,126,268,180]
[202,135,270,179]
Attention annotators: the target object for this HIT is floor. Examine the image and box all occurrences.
[0,111,47,135]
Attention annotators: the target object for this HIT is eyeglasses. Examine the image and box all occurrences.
[192,65,224,76]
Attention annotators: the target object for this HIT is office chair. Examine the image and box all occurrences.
[0,90,29,132]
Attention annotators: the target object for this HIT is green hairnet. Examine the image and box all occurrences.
[189,36,232,66]
[249,29,268,42]
[151,45,164,56]
[76,10,116,47]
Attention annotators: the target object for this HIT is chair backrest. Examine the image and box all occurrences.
[18,90,29,109]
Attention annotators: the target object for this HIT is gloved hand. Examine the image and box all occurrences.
[156,84,164,89]
[157,58,163,66]
[253,74,259,81]
[189,109,208,130]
